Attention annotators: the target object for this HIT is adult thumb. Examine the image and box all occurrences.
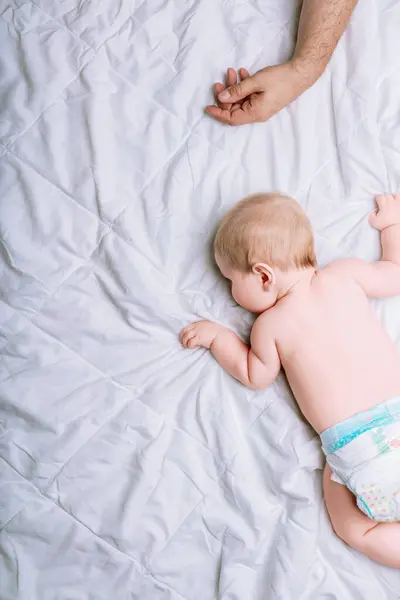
[218,77,259,103]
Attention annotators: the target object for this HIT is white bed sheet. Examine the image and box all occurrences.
[1,0,400,598]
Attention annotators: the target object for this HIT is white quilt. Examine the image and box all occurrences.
[1,0,400,598]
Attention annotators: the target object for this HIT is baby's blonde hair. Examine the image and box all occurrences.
[214,193,317,272]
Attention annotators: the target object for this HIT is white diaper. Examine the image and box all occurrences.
[320,398,400,522]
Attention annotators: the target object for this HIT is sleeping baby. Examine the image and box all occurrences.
[180,192,400,567]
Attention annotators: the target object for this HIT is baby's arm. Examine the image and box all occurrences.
[180,316,280,390]
[328,194,400,297]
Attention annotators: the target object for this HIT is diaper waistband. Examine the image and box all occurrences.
[320,396,400,455]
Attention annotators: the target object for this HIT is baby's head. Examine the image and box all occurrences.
[214,193,317,313]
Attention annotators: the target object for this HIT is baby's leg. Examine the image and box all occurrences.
[323,464,400,568]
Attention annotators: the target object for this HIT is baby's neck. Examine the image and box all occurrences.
[276,267,316,301]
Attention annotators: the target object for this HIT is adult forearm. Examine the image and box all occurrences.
[381,225,400,265]
[210,330,251,387]
[293,0,358,80]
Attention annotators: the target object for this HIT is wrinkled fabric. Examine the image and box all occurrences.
[1,0,400,598]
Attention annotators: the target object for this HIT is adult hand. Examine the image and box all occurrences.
[205,62,316,126]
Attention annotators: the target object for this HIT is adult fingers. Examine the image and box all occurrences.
[217,74,260,104]
[205,103,256,126]
[226,68,237,86]
[214,82,225,96]
[226,69,247,113]
[224,68,237,110]
[214,82,226,109]
[226,67,237,87]
[213,69,237,110]
[230,103,242,113]
[210,68,249,112]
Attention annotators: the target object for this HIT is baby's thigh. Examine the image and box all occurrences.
[323,465,373,541]
[323,464,400,567]
[359,521,400,567]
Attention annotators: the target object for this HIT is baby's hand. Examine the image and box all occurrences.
[370,194,400,231]
[180,321,222,349]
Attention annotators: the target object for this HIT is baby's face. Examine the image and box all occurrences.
[215,255,276,314]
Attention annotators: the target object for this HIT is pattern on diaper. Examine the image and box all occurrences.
[323,398,400,521]
[359,483,399,521]
[370,427,390,455]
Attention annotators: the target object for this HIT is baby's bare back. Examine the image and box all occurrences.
[275,267,400,432]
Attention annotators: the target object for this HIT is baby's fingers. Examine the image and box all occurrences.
[187,335,200,349]
[179,325,193,343]
[375,194,388,211]
[181,329,198,348]
[369,209,381,229]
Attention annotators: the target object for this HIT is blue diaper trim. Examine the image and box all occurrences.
[357,495,374,519]
[320,396,400,455]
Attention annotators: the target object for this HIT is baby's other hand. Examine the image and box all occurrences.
[369,194,400,231]
[180,321,222,349]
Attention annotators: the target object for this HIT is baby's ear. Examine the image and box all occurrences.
[252,263,275,287]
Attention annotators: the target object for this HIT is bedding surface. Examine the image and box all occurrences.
[1,0,400,598]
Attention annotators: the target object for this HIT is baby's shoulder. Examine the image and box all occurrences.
[254,303,289,336]
[319,259,363,283]
[314,262,364,298]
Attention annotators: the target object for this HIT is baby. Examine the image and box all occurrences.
[180,192,400,567]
